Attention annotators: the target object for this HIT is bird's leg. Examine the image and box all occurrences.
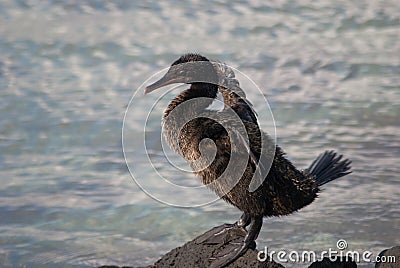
[209,216,263,268]
[237,212,251,228]
[195,212,250,245]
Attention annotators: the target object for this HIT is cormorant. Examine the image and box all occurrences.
[144,53,352,268]
[213,61,258,124]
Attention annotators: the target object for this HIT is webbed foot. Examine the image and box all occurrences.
[195,213,251,245]
[208,216,262,268]
[195,223,238,245]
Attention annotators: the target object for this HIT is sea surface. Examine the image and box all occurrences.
[0,0,399,267]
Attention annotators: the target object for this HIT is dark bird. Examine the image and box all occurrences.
[213,61,258,124]
[145,53,352,268]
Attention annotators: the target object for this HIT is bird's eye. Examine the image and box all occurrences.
[179,70,185,75]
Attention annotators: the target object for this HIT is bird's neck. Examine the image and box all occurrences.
[162,83,218,154]
[163,83,218,119]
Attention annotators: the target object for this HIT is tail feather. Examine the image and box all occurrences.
[306,150,352,186]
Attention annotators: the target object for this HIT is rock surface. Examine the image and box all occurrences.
[151,224,283,268]
[375,246,400,268]
[308,257,357,268]
[99,224,399,268]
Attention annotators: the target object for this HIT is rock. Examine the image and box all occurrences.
[308,257,357,268]
[99,266,137,268]
[99,223,282,268]
[375,246,400,268]
[153,224,283,268]
[98,224,398,268]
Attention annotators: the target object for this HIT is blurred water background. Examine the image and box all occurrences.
[1,0,399,267]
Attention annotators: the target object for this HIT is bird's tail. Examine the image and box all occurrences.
[306,150,352,186]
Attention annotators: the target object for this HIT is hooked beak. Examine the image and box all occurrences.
[144,73,186,94]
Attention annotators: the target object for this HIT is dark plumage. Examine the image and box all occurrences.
[214,61,258,123]
[145,53,352,268]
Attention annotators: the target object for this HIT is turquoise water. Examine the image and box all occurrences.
[1,0,399,267]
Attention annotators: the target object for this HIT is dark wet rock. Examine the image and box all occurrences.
[375,246,400,268]
[99,266,138,268]
[99,224,282,268]
[153,224,283,268]
[98,224,398,268]
[308,256,357,268]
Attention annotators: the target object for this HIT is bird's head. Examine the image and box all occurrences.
[145,53,218,94]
